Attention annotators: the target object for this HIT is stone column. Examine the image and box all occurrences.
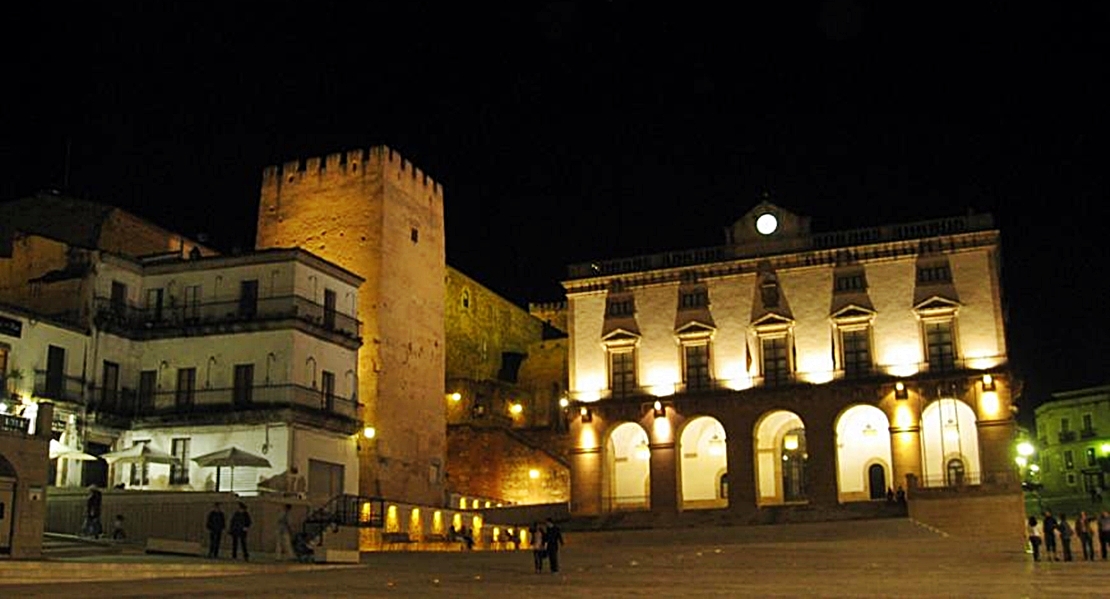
[649,442,677,513]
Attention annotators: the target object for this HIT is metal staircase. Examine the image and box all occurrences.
[301,494,385,546]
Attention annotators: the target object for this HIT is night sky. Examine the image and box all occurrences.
[2,2,1108,420]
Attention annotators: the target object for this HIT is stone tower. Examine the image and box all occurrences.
[256,146,446,506]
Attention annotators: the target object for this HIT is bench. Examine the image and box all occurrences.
[145,538,203,556]
[317,548,360,563]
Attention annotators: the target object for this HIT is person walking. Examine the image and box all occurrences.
[206,503,226,558]
[1027,516,1043,562]
[1099,511,1110,560]
[1043,511,1059,561]
[1058,513,1074,562]
[543,518,564,573]
[1077,511,1096,561]
[229,502,252,561]
[83,487,103,538]
[276,503,295,561]
[530,521,546,573]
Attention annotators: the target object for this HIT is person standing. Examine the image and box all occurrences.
[543,518,564,573]
[1043,511,1059,561]
[276,503,295,561]
[1099,510,1110,560]
[530,521,546,573]
[229,502,252,561]
[1027,516,1043,562]
[1058,513,1074,562]
[206,503,226,558]
[83,487,103,538]
[1077,511,1096,561]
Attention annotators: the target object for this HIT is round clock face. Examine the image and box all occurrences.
[755,213,778,235]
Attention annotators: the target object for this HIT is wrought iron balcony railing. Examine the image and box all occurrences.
[87,382,359,422]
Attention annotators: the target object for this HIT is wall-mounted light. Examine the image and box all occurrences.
[653,400,665,418]
[363,426,376,439]
[559,397,569,409]
[895,381,908,400]
[580,406,592,423]
[510,402,523,415]
[707,434,726,457]
[784,434,799,451]
[528,468,540,480]
[448,392,462,402]
[981,374,996,391]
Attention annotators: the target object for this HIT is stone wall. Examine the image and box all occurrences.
[446,425,569,506]
[445,267,543,382]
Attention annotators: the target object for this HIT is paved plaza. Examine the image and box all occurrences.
[4,518,1110,597]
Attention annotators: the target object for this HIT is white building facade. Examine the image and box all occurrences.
[564,203,1019,516]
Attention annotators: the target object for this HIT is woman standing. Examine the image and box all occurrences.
[1027,515,1043,562]
[531,521,546,573]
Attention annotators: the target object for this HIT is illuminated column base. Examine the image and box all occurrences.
[570,446,602,516]
[649,443,677,513]
[891,427,923,490]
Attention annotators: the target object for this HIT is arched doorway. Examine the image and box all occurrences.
[604,422,651,511]
[679,416,728,510]
[754,410,807,505]
[921,399,980,487]
[834,404,893,502]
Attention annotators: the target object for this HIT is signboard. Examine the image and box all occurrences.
[0,316,21,338]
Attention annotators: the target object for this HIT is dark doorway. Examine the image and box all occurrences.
[45,345,65,399]
[81,442,109,489]
[868,464,886,500]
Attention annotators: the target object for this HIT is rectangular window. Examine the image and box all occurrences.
[170,438,190,485]
[1067,472,1077,486]
[233,364,254,407]
[175,367,196,409]
[321,370,335,411]
[761,336,789,385]
[239,280,259,319]
[138,370,156,414]
[924,320,955,370]
[130,440,150,487]
[606,299,634,317]
[917,265,952,283]
[45,345,65,399]
[835,274,866,292]
[1065,450,1075,470]
[146,288,164,323]
[683,343,711,390]
[680,290,708,309]
[609,349,636,397]
[323,288,337,329]
[100,361,120,411]
[841,328,872,378]
[183,285,201,321]
[1061,418,1071,433]
[760,283,779,308]
[110,281,127,315]
[1087,447,1097,468]
[1083,413,1093,432]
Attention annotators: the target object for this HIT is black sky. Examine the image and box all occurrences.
[2,2,1108,420]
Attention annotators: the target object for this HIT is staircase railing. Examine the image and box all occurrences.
[301,494,385,546]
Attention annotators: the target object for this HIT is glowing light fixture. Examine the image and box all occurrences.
[0,401,7,414]
[510,402,523,415]
[449,392,462,402]
[1030,464,1040,473]
[559,397,569,409]
[1015,456,1028,468]
[580,407,593,423]
[755,212,778,235]
[784,434,799,451]
[1016,442,1035,457]
[363,426,376,439]
[707,434,726,457]
[634,440,651,461]
[895,381,908,400]
[981,374,996,391]
[528,468,540,480]
[862,423,878,437]
[653,400,665,418]
[1102,443,1110,455]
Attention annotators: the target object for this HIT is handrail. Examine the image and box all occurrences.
[301,494,385,547]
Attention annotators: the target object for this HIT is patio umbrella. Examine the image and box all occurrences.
[49,439,99,461]
[101,443,180,488]
[191,446,272,493]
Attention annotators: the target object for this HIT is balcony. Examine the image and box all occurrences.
[1059,430,1077,443]
[93,295,361,343]
[32,371,87,404]
[1081,428,1097,439]
[89,383,359,430]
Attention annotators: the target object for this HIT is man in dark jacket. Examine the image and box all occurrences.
[544,518,565,573]
[206,503,226,558]
[229,502,252,561]
[1043,511,1059,561]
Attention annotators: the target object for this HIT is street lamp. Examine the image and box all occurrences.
[1017,442,1035,457]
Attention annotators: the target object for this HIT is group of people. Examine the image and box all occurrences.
[206,502,304,561]
[529,518,565,573]
[1027,510,1110,562]
[80,487,125,540]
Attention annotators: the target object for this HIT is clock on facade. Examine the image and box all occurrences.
[755,213,778,235]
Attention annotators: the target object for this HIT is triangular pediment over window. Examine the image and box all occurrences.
[751,312,794,331]
[601,327,642,346]
[913,295,961,315]
[675,320,716,339]
[830,304,876,323]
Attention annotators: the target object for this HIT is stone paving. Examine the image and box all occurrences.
[4,518,1110,597]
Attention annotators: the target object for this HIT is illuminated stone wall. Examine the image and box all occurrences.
[256,147,446,505]
[446,424,569,505]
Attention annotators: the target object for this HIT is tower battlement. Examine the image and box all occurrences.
[261,145,443,200]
